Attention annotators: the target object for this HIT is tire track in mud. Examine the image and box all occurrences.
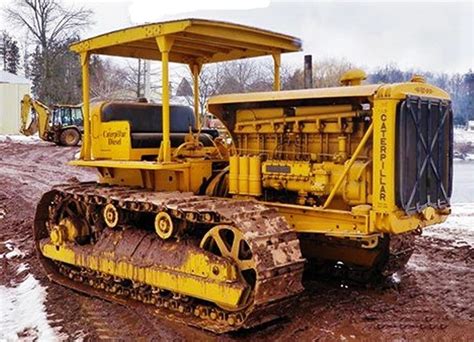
[0,142,94,204]
[79,298,158,340]
[77,295,218,341]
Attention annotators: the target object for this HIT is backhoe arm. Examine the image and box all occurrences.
[20,94,51,140]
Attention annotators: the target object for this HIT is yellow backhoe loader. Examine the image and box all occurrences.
[20,94,83,146]
[32,19,453,333]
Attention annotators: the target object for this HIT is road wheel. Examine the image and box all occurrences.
[59,128,81,146]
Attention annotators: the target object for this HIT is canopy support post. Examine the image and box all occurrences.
[272,53,281,91]
[80,52,91,160]
[156,36,175,162]
[191,63,202,128]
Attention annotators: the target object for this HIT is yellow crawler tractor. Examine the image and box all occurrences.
[33,19,453,333]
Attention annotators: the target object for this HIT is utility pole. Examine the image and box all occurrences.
[144,59,151,99]
[136,59,142,97]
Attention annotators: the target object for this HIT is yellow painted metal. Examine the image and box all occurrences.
[376,81,450,101]
[69,159,211,194]
[208,78,452,236]
[238,156,249,195]
[20,94,50,140]
[103,203,120,228]
[50,217,87,245]
[191,63,202,127]
[70,19,301,64]
[20,95,82,144]
[65,17,304,214]
[370,207,449,234]
[248,156,262,196]
[65,17,453,292]
[267,202,370,235]
[50,226,66,245]
[229,155,239,194]
[323,123,373,209]
[199,225,256,310]
[260,160,369,205]
[157,36,174,162]
[372,98,397,212]
[154,212,174,239]
[235,105,353,122]
[272,53,281,91]
[80,52,91,160]
[69,159,191,170]
[340,69,367,86]
[40,240,246,308]
[208,85,381,112]
[209,82,449,113]
[365,82,451,234]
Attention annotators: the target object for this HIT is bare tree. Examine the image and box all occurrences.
[4,0,92,52]
[90,56,132,100]
[122,59,162,99]
[313,58,356,88]
[4,0,92,104]
[176,63,226,121]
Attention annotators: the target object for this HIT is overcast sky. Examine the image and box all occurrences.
[1,0,473,74]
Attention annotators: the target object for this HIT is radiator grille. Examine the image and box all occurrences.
[396,96,453,214]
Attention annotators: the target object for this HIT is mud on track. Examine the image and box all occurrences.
[1,140,473,341]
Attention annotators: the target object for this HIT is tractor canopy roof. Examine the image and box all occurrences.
[70,18,302,65]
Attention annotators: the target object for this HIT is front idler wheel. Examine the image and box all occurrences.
[200,225,256,311]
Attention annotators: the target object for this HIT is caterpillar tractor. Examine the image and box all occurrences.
[33,19,453,333]
[20,94,83,146]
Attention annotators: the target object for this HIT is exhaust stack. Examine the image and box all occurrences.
[304,55,313,89]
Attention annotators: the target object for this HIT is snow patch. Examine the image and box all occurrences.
[0,134,42,144]
[454,128,474,144]
[0,241,25,260]
[423,203,474,246]
[16,263,30,275]
[0,274,64,341]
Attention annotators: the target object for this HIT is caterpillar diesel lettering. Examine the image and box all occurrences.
[33,19,453,333]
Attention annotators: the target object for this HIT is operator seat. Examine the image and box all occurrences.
[101,102,218,148]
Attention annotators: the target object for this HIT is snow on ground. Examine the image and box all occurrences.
[424,203,474,246]
[0,134,42,144]
[0,273,64,342]
[0,241,26,260]
[454,128,474,144]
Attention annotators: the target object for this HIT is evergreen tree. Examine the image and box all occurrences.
[27,38,82,104]
[6,40,20,74]
[464,71,474,121]
[0,31,21,74]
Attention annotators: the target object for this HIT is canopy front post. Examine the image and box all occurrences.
[272,53,281,91]
[156,36,175,162]
[80,52,91,160]
[191,63,202,128]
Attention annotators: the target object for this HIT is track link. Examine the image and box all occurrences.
[34,182,305,333]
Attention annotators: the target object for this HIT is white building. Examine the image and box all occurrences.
[467,120,474,131]
[0,71,31,134]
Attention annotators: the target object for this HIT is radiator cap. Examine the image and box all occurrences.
[410,74,426,83]
[340,69,367,86]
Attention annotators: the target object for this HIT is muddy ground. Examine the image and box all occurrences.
[0,140,473,341]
